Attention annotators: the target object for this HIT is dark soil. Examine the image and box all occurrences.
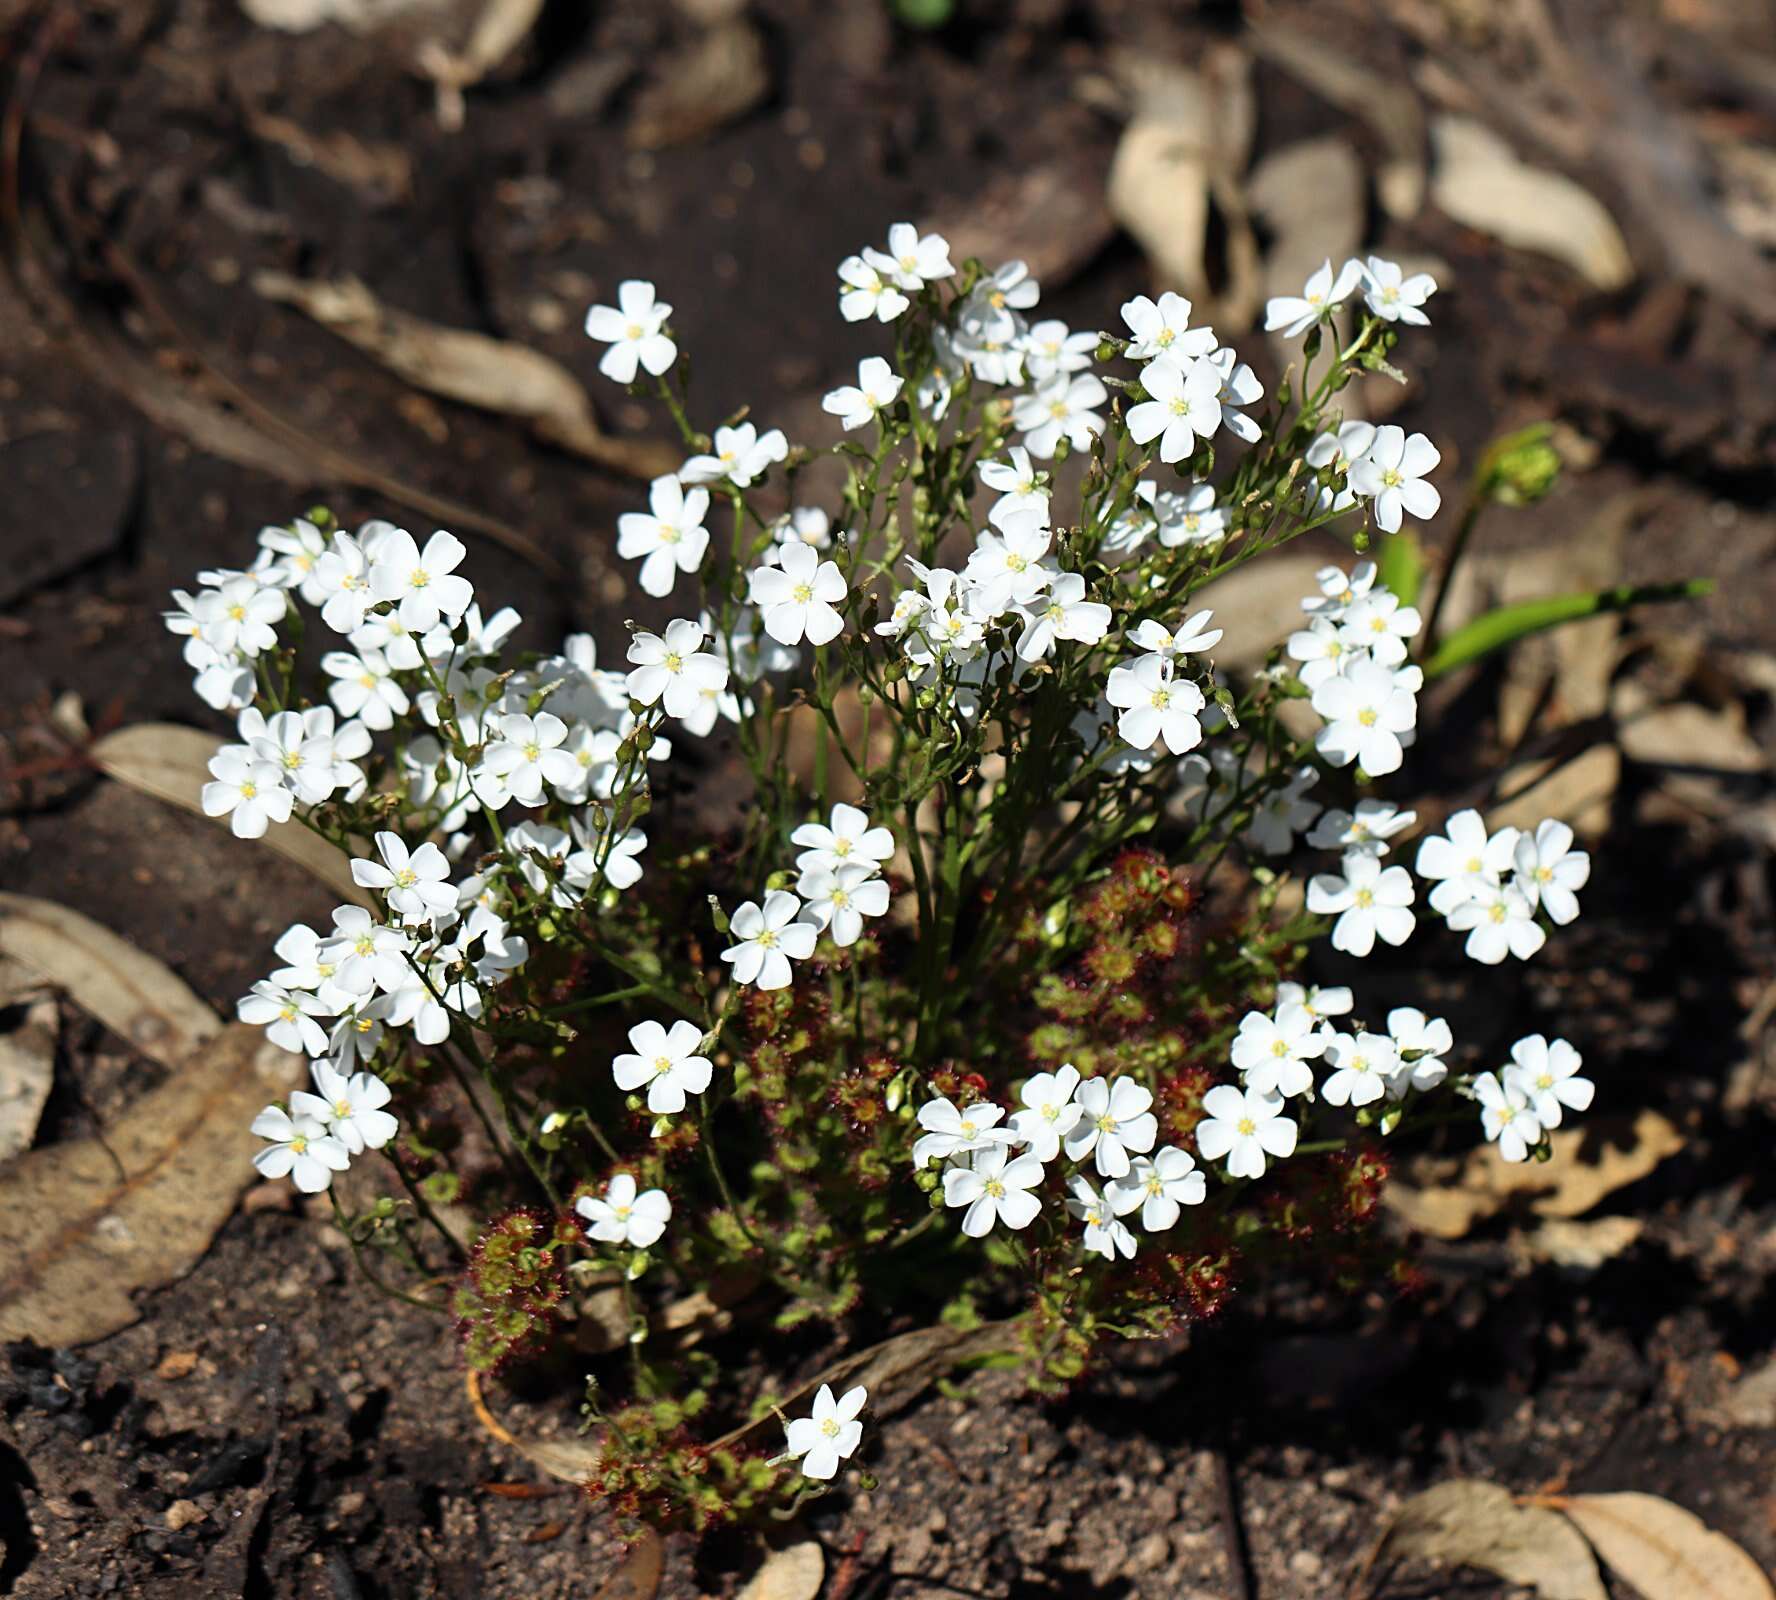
[3,0,1776,1596]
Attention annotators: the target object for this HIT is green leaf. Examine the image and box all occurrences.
[1374,527,1426,609]
[1422,579,1713,680]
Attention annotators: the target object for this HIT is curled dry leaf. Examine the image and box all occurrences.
[1549,1492,1775,1600]
[89,725,372,909]
[1430,116,1634,291]
[0,996,57,1164]
[251,272,679,480]
[736,1541,824,1600]
[0,891,220,1069]
[1362,1479,1607,1600]
[1385,1110,1683,1240]
[0,1019,299,1345]
[625,18,770,152]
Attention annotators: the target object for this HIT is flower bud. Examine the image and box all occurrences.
[1482,424,1561,506]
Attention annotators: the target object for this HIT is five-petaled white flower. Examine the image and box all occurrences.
[1067,1174,1137,1261]
[1312,659,1417,776]
[238,979,330,1057]
[1319,1029,1400,1107]
[1126,357,1222,464]
[911,1095,1014,1170]
[1307,851,1417,957]
[1474,1071,1541,1163]
[979,446,1049,519]
[865,221,954,289]
[1308,799,1418,857]
[1348,426,1441,533]
[612,1018,713,1115]
[617,475,710,599]
[577,1172,672,1248]
[1385,1007,1453,1097]
[795,862,891,947]
[1120,291,1215,363]
[1007,1064,1084,1163]
[1106,654,1205,756]
[1017,572,1112,661]
[585,279,677,383]
[322,646,408,730]
[1129,608,1223,661]
[1012,373,1108,459]
[720,890,818,990]
[309,1059,399,1152]
[1361,256,1437,326]
[680,423,788,488]
[1513,819,1590,926]
[791,803,894,876]
[202,746,293,839]
[1264,257,1365,338]
[351,830,456,925]
[483,711,575,807]
[750,541,848,647]
[837,254,908,323]
[1195,1084,1297,1180]
[1063,1074,1158,1179]
[783,1383,867,1481]
[369,528,474,635]
[1414,809,1520,914]
[626,619,731,721]
[1446,880,1546,965]
[251,1103,350,1192]
[1503,1034,1593,1129]
[943,1143,1046,1237]
[1109,1147,1206,1232]
[822,356,904,431]
[1232,1004,1328,1098]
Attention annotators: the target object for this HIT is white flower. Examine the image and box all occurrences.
[1307,420,1378,476]
[978,446,1049,519]
[962,260,1041,340]
[626,619,730,721]
[1302,559,1378,622]
[1287,617,1361,690]
[322,647,409,730]
[1513,819,1590,925]
[202,746,293,839]
[612,1018,713,1115]
[369,528,475,635]
[943,1143,1046,1237]
[1007,1064,1084,1163]
[350,831,456,925]
[1016,572,1111,661]
[911,1096,1014,1170]
[1503,1034,1593,1129]
[1232,1004,1328,1098]
[783,1383,867,1481]
[1106,655,1205,756]
[1206,346,1265,442]
[749,541,848,647]
[680,423,788,488]
[795,861,891,947]
[1361,256,1437,326]
[1312,659,1417,776]
[1063,1074,1158,1180]
[193,575,284,657]
[482,711,574,807]
[1108,1147,1205,1232]
[247,710,349,807]
[1474,1071,1543,1163]
[1264,257,1365,338]
[771,506,833,556]
[577,1172,671,1248]
[964,507,1053,615]
[1129,608,1223,660]
[309,1059,398,1152]
[251,1103,351,1192]
[584,279,676,382]
[1446,880,1546,964]
[565,818,648,897]
[1384,1007,1453,1097]
[1318,1030,1400,1108]
[1021,318,1098,383]
[1126,356,1221,463]
[1307,852,1417,957]
[1066,1175,1137,1261]
[1119,291,1215,363]
[837,254,908,323]
[1244,767,1322,856]
[238,980,331,1056]
[1194,1084,1297,1180]
[260,517,329,599]
[1348,425,1441,533]
[1342,590,1422,666]
[1157,483,1226,548]
[1308,799,1418,857]
[720,890,817,990]
[1012,373,1107,459]
[822,355,904,431]
[617,475,710,599]
[865,221,954,289]
[1276,982,1353,1024]
[791,803,894,876]
[1414,809,1521,914]
[314,531,377,634]
[319,906,413,997]
[271,922,348,1004]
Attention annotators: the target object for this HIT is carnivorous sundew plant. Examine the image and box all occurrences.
[170,227,1618,1529]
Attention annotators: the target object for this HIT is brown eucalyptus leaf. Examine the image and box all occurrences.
[252,272,677,480]
[90,724,372,908]
[0,893,220,1069]
[737,1541,824,1600]
[1365,1479,1607,1600]
[0,1024,301,1345]
[590,1528,663,1600]
[1552,1492,1774,1600]
[1385,1111,1682,1239]
[625,18,769,151]
[0,998,57,1164]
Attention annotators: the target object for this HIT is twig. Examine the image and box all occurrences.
[1211,1440,1254,1600]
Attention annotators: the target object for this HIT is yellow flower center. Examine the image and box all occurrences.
[1354,887,1374,908]
[792,582,814,603]
[984,1178,1005,1199]
[290,1134,308,1154]
[240,781,258,799]
[410,568,430,588]
[755,929,779,949]
[1357,707,1377,726]
[334,1097,353,1118]
[1236,1117,1256,1137]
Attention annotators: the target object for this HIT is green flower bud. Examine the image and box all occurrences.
[1482,424,1562,506]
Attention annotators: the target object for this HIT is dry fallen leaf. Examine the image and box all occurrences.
[0,1021,299,1345]
[1248,135,1365,361]
[89,724,372,908]
[625,18,770,151]
[0,891,221,1069]
[1550,1492,1775,1600]
[252,273,678,480]
[736,1542,825,1600]
[923,158,1117,294]
[1511,1215,1643,1270]
[1385,1110,1683,1240]
[1430,116,1634,291]
[1198,554,1325,673]
[1363,1479,1607,1600]
[0,997,56,1164]
[589,1527,664,1600]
